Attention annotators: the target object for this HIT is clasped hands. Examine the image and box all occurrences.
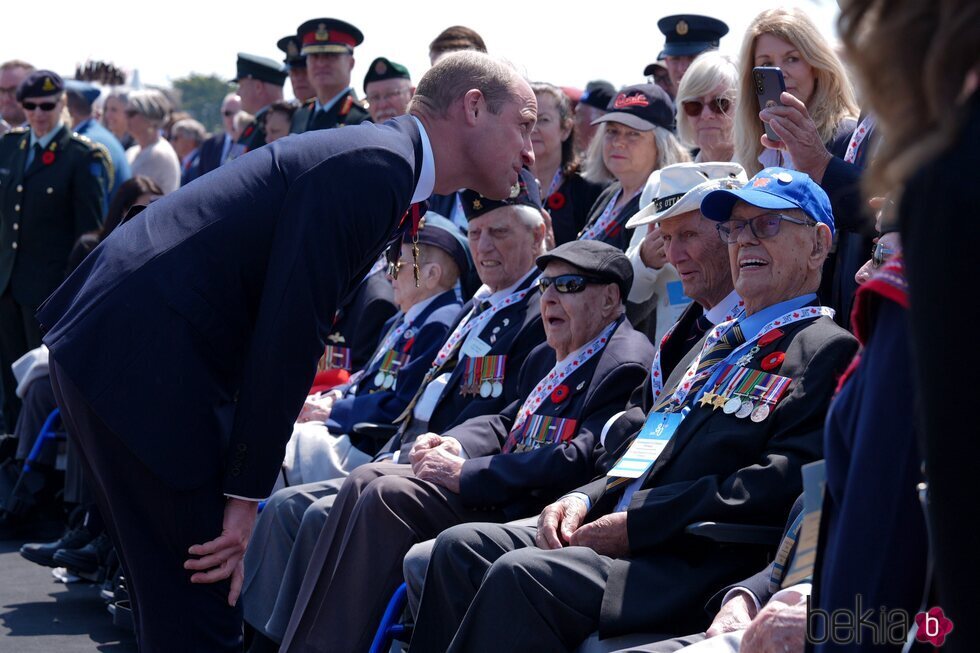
[409,432,464,493]
[296,389,342,423]
[534,495,630,558]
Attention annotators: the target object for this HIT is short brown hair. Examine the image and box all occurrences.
[410,51,520,117]
[429,25,487,57]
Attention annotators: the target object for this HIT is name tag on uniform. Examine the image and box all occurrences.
[461,337,491,359]
[607,412,682,479]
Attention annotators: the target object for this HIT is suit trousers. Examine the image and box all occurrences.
[410,521,613,653]
[241,477,345,642]
[280,461,505,653]
[49,359,243,653]
[0,289,43,427]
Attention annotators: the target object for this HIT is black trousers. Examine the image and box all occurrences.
[0,289,43,429]
[49,359,243,652]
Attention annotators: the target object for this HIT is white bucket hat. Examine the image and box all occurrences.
[626,162,748,228]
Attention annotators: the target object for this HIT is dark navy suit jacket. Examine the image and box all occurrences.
[37,116,424,498]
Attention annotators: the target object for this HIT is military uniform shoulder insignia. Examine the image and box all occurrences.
[6,127,28,135]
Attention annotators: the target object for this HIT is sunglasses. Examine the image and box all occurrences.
[716,212,815,244]
[681,97,732,117]
[871,240,896,268]
[22,101,58,112]
[537,274,610,294]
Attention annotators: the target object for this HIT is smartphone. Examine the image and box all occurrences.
[753,66,786,141]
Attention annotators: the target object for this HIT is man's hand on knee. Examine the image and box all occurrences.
[184,498,259,606]
[535,495,588,550]
[568,512,629,558]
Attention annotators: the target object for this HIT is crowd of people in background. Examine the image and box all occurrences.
[0,1,977,652]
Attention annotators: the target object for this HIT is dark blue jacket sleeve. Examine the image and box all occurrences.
[328,319,453,432]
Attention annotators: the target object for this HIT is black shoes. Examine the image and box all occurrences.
[19,526,94,567]
[53,531,112,574]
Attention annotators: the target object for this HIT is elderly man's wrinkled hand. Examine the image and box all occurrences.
[760,92,833,183]
[413,445,464,492]
[705,590,758,637]
[535,495,589,550]
[740,594,808,653]
[409,432,444,467]
[568,511,630,557]
[640,226,668,271]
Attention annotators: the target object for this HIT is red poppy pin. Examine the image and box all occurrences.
[41,151,56,165]
[547,192,566,210]
[551,384,570,404]
[761,352,785,371]
[758,329,784,348]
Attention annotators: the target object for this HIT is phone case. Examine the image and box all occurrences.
[753,67,786,142]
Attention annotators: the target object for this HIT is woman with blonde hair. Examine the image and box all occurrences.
[734,7,859,176]
[578,84,690,252]
[675,51,739,162]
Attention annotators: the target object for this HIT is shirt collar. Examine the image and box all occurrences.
[404,292,440,324]
[704,290,743,325]
[75,118,94,132]
[411,116,435,203]
[315,87,352,115]
[738,293,817,341]
[477,266,540,306]
[30,124,63,150]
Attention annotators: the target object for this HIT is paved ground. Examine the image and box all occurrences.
[0,538,136,653]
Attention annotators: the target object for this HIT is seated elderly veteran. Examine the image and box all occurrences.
[624,162,747,347]
[399,161,749,619]
[276,214,467,486]
[278,240,654,653]
[408,167,859,653]
[239,169,549,653]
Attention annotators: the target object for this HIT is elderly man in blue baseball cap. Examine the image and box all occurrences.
[700,166,834,316]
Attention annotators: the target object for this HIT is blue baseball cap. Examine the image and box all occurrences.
[700,167,835,236]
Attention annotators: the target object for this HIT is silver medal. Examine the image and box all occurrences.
[723,397,742,414]
[479,381,493,398]
[373,372,386,387]
[750,404,771,422]
[736,401,755,419]
[491,381,503,397]
[382,373,395,389]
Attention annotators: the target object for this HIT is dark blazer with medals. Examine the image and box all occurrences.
[547,172,607,246]
[579,181,642,252]
[319,271,397,375]
[0,125,106,309]
[329,289,463,455]
[37,116,425,498]
[448,318,654,520]
[291,89,371,134]
[387,272,547,458]
[576,315,857,637]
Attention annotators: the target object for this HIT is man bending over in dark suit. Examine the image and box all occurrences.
[409,167,858,653]
[36,51,537,653]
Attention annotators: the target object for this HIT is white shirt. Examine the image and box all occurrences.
[411,116,435,203]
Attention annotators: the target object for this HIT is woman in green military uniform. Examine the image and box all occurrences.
[0,70,107,423]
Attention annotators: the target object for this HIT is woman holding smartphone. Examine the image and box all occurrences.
[733,7,859,177]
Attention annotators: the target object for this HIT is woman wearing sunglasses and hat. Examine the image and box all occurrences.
[0,69,106,426]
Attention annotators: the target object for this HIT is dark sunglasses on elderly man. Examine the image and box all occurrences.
[22,101,58,112]
[537,274,610,294]
[681,96,732,117]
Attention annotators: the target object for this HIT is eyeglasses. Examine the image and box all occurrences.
[716,212,815,244]
[537,274,610,294]
[681,96,733,117]
[21,101,58,112]
[871,240,896,268]
[366,89,409,105]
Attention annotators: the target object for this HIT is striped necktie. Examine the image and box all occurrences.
[605,323,745,492]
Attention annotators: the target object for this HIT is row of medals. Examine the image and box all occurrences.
[476,380,504,398]
[373,371,398,390]
[701,345,774,423]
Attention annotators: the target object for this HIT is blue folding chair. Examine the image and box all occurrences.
[369,582,411,653]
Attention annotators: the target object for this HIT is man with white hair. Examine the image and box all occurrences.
[196,93,241,177]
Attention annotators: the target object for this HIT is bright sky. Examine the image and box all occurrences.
[1,0,839,99]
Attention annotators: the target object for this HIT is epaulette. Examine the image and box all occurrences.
[2,127,28,139]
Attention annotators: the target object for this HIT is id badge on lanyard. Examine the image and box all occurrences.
[607,411,683,479]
